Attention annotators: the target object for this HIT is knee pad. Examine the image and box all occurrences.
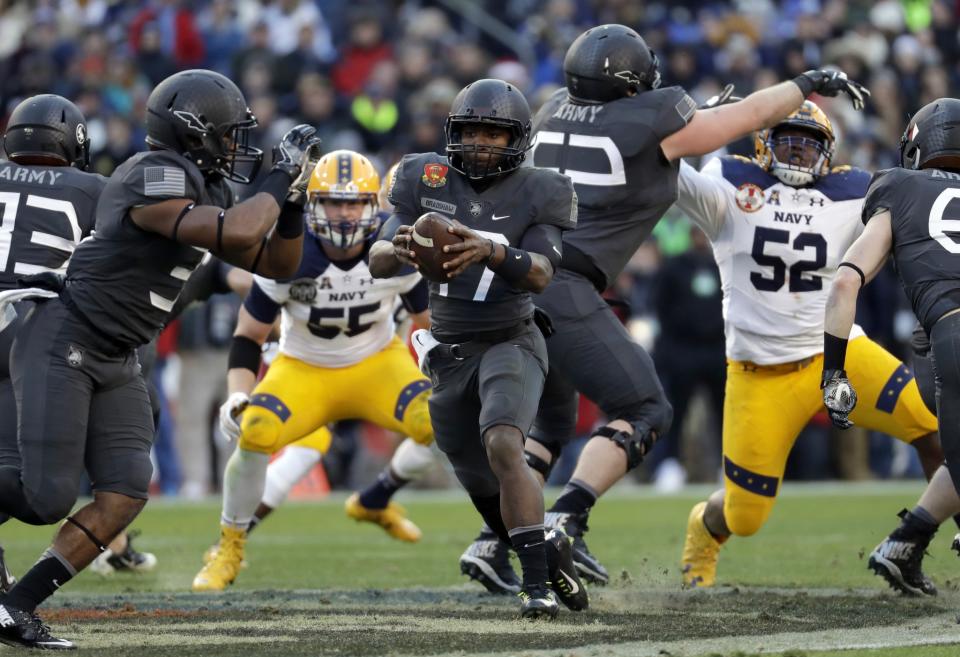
[595,424,655,471]
[239,406,284,454]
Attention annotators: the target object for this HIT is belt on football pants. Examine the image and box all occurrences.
[432,319,533,361]
[735,356,815,373]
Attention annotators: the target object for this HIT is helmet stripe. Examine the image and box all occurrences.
[338,153,353,185]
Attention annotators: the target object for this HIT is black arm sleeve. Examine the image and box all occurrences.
[400,278,429,314]
[520,223,564,270]
[378,212,414,242]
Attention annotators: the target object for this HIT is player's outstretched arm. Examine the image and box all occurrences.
[662,69,869,161]
[370,214,418,279]
[821,211,893,429]
[131,125,322,278]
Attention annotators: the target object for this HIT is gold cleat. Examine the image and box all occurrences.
[345,492,422,542]
[192,525,247,592]
[202,541,248,568]
[681,501,723,589]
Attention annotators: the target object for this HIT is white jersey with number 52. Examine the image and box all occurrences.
[675,155,872,365]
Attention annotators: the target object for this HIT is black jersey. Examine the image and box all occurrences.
[389,152,576,335]
[863,166,960,332]
[65,150,234,348]
[0,162,104,291]
[531,86,696,288]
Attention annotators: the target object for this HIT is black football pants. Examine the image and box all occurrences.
[930,312,960,496]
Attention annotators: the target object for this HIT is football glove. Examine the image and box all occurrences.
[699,83,741,110]
[821,368,857,430]
[796,69,870,111]
[271,124,322,186]
[219,391,250,442]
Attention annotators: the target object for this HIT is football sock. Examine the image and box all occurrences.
[2,549,75,613]
[509,524,548,591]
[475,522,499,541]
[221,448,269,529]
[917,465,960,524]
[261,445,321,509]
[389,439,435,481]
[358,469,406,510]
[469,494,510,544]
[550,479,598,515]
[912,506,938,526]
[247,515,262,535]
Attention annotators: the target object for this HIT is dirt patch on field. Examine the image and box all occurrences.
[40,587,955,657]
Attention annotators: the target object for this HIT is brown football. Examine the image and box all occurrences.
[410,212,463,283]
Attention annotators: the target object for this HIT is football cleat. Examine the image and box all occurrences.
[90,530,157,576]
[192,525,247,592]
[459,537,521,595]
[545,528,589,611]
[345,493,422,543]
[868,509,937,596]
[202,541,249,568]
[545,511,609,585]
[0,544,16,594]
[0,604,75,650]
[681,501,722,588]
[518,587,559,620]
[952,533,960,556]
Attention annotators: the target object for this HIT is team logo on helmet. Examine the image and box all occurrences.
[421,163,448,188]
[173,110,208,134]
[288,279,318,303]
[736,183,765,212]
[75,124,86,145]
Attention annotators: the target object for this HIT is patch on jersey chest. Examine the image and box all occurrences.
[736,183,765,212]
[468,200,483,217]
[421,164,448,188]
[288,279,318,303]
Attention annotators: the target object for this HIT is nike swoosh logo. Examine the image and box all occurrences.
[559,569,579,594]
[552,246,561,256]
[492,214,509,221]
[514,253,522,259]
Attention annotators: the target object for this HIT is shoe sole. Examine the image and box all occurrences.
[573,558,609,586]
[520,606,559,620]
[459,557,520,595]
[0,635,75,650]
[868,553,934,596]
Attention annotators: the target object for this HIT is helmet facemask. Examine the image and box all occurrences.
[767,128,831,186]
[445,118,528,180]
[306,193,381,250]
[185,110,262,183]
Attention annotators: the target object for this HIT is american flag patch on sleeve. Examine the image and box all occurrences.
[144,166,186,197]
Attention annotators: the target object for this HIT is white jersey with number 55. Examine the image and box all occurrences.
[675,155,872,365]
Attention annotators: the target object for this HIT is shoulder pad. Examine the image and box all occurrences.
[814,166,871,202]
[719,155,778,189]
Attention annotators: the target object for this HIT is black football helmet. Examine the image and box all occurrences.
[444,79,531,180]
[145,69,262,183]
[563,24,660,103]
[900,97,960,170]
[3,94,89,169]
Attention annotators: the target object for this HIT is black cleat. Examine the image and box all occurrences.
[518,587,558,620]
[952,533,960,556]
[90,530,157,575]
[545,528,589,611]
[868,509,937,597]
[0,604,75,650]
[459,537,521,595]
[546,511,609,585]
[0,545,15,594]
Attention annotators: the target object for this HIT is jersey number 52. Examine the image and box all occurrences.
[750,227,827,292]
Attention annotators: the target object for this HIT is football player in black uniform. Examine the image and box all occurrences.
[0,69,320,649]
[0,94,104,609]
[822,98,960,598]
[370,78,583,619]
[458,23,870,589]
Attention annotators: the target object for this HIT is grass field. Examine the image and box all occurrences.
[3,482,960,656]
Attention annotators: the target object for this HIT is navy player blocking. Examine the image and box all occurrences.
[369,79,583,619]
[823,98,960,598]
[454,23,872,590]
[0,70,320,650]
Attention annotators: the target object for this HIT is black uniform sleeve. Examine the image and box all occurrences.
[119,151,205,209]
[862,168,901,225]
[243,281,282,324]
[520,223,563,270]
[400,278,429,314]
[532,171,578,230]
[386,154,421,220]
[651,86,697,141]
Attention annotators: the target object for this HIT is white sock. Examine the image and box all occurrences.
[262,445,323,509]
[221,448,270,529]
[389,439,436,481]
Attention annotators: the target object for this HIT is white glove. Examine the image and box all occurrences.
[219,392,250,442]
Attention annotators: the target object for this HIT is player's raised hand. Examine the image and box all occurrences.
[699,83,740,110]
[392,224,419,269]
[442,220,495,279]
[219,392,250,442]
[796,69,870,111]
[821,369,857,430]
[272,124,322,183]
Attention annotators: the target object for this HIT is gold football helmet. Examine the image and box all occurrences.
[305,150,381,249]
[755,100,835,186]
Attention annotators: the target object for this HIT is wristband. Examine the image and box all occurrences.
[258,169,294,208]
[228,335,262,375]
[276,201,305,239]
[792,73,817,97]
[823,332,849,372]
[491,246,533,284]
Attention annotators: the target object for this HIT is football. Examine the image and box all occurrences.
[409,212,463,283]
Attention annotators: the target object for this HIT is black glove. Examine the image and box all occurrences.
[793,69,870,111]
[286,142,324,208]
[698,83,741,110]
[271,124,322,183]
[821,368,857,430]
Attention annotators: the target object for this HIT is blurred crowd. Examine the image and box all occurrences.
[0,0,956,495]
